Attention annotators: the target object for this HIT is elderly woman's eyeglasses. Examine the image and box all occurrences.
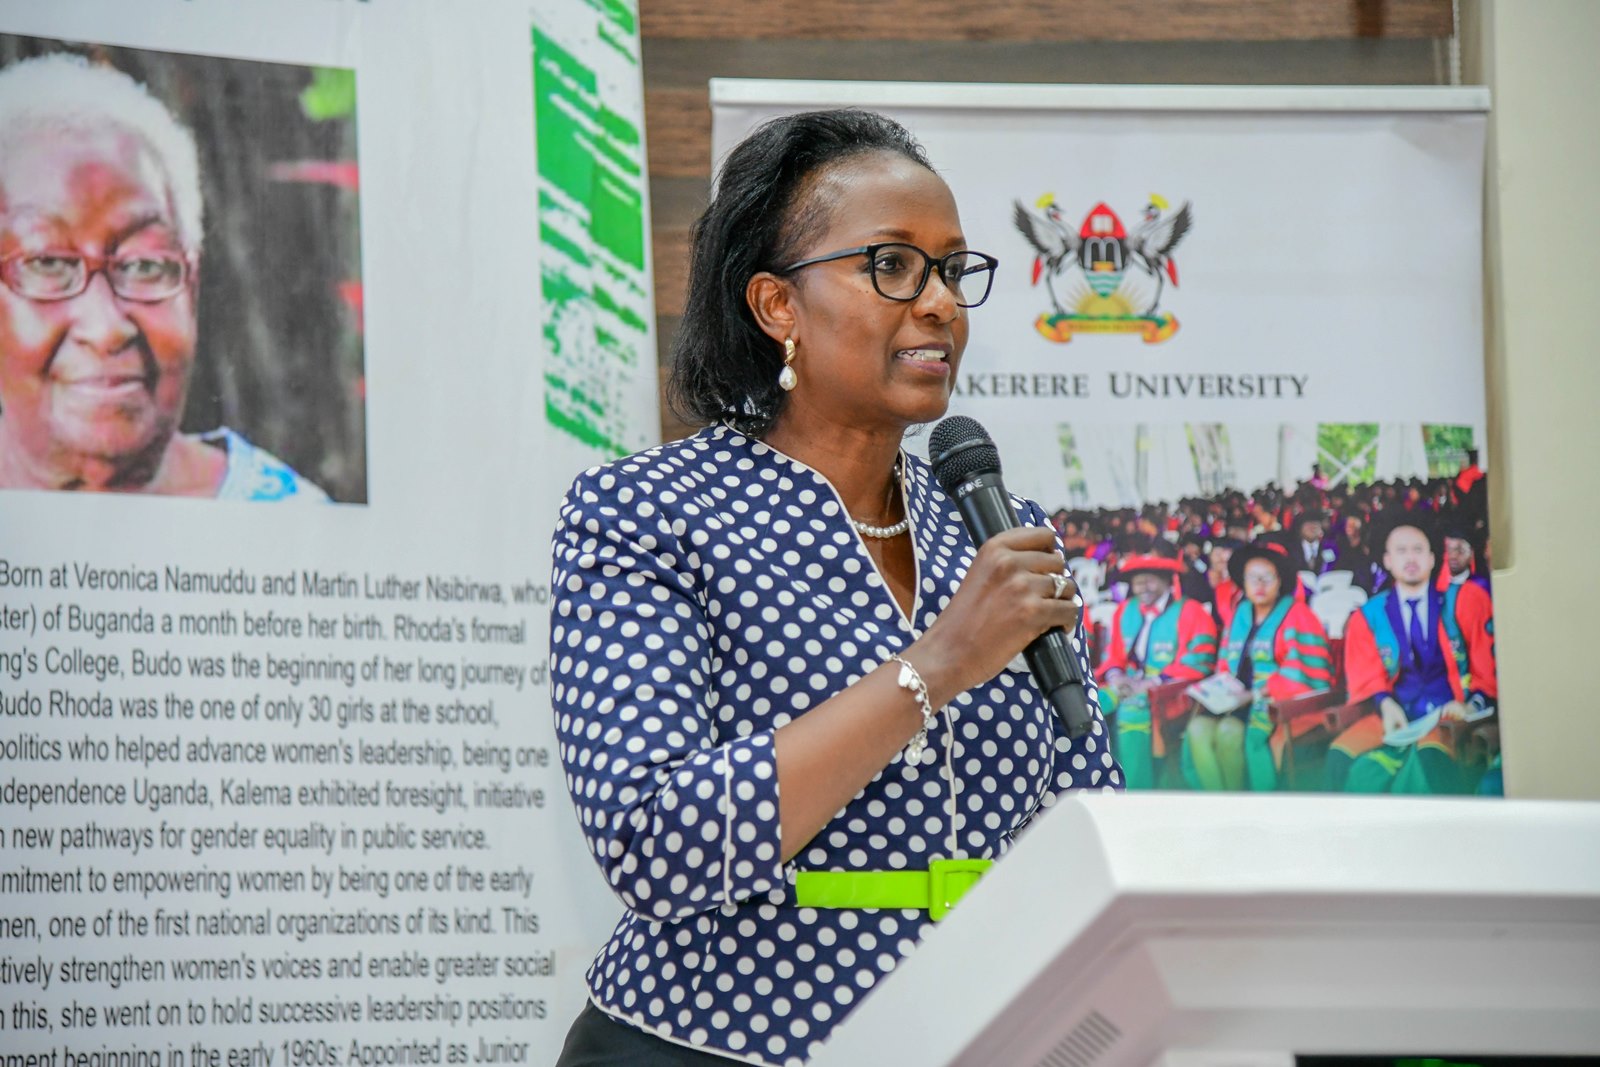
[776,243,999,308]
[0,249,194,303]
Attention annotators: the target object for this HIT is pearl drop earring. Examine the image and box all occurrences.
[778,337,797,391]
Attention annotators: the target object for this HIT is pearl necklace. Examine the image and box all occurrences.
[851,454,908,539]
[851,515,910,539]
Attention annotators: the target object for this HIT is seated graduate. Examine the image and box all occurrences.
[1326,516,1497,794]
[1095,554,1217,790]
[1181,541,1334,792]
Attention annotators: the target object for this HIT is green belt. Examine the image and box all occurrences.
[793,859,994,921]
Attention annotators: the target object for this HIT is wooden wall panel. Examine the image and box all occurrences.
[651,223,691,318]
[643,37,1450,92]
[645,38,1448,193]
[645,86,712,178]
[641,0,1453,42]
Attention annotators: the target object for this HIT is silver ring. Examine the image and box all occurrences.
[1050,572,1071,600]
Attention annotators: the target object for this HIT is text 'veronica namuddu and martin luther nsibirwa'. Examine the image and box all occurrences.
[2,549,561,1067]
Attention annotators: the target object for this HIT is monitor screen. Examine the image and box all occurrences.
[1298,1058,1600,1067]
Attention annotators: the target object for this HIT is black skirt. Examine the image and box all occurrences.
[555,1002,745,1066]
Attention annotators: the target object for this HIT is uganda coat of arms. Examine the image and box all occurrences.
[1013,194,1193,343]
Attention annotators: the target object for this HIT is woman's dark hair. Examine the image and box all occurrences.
[667,109,934,436]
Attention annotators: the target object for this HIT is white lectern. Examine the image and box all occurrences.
[811,795,1600,1067]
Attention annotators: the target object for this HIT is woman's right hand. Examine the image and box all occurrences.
[909,525,1080,707]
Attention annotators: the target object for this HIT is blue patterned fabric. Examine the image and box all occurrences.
[550,424,1122,1065]
[201,428,328,502]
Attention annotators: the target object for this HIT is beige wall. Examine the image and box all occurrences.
[1470,1,1600,799]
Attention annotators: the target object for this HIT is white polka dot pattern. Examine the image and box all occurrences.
[550,425,1122,1065]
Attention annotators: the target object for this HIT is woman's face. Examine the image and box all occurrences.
[1242,557,1282,607]
[1129,572,1168,607]
[0,126,197,479]
[764,153,969,435]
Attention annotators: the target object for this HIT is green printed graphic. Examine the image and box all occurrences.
[300,67,357,121]
[583,0,641,64]
[533,8,654,456]
[584,0,637,38]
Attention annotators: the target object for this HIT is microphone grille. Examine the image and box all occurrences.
[928,415,1001,497]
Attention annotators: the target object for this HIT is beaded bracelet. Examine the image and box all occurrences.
[887,653,936,762]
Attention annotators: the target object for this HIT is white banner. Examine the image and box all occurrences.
[1,1,653,1062]
[712,82,1488,510]
[713,82,1502,802]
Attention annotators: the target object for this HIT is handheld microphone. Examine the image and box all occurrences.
[928,415,1093,739]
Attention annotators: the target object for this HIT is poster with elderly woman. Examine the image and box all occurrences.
[0,1,654,1065]
[0,35,365,501]
[713,82,1502,799]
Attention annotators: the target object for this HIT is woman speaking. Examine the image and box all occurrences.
[550,109,1122,1066]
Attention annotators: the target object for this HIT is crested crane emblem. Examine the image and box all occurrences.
[1013,194,1193,343]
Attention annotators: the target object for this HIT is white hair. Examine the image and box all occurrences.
[0,53,203,250]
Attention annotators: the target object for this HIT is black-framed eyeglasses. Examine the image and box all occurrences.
[0,248,196,303]
[776,243,999,308]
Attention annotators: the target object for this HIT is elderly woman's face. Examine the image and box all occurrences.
[0,126,197,476]
[775,153,968,431]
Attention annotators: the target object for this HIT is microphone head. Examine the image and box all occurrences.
[929,415,1001,497]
